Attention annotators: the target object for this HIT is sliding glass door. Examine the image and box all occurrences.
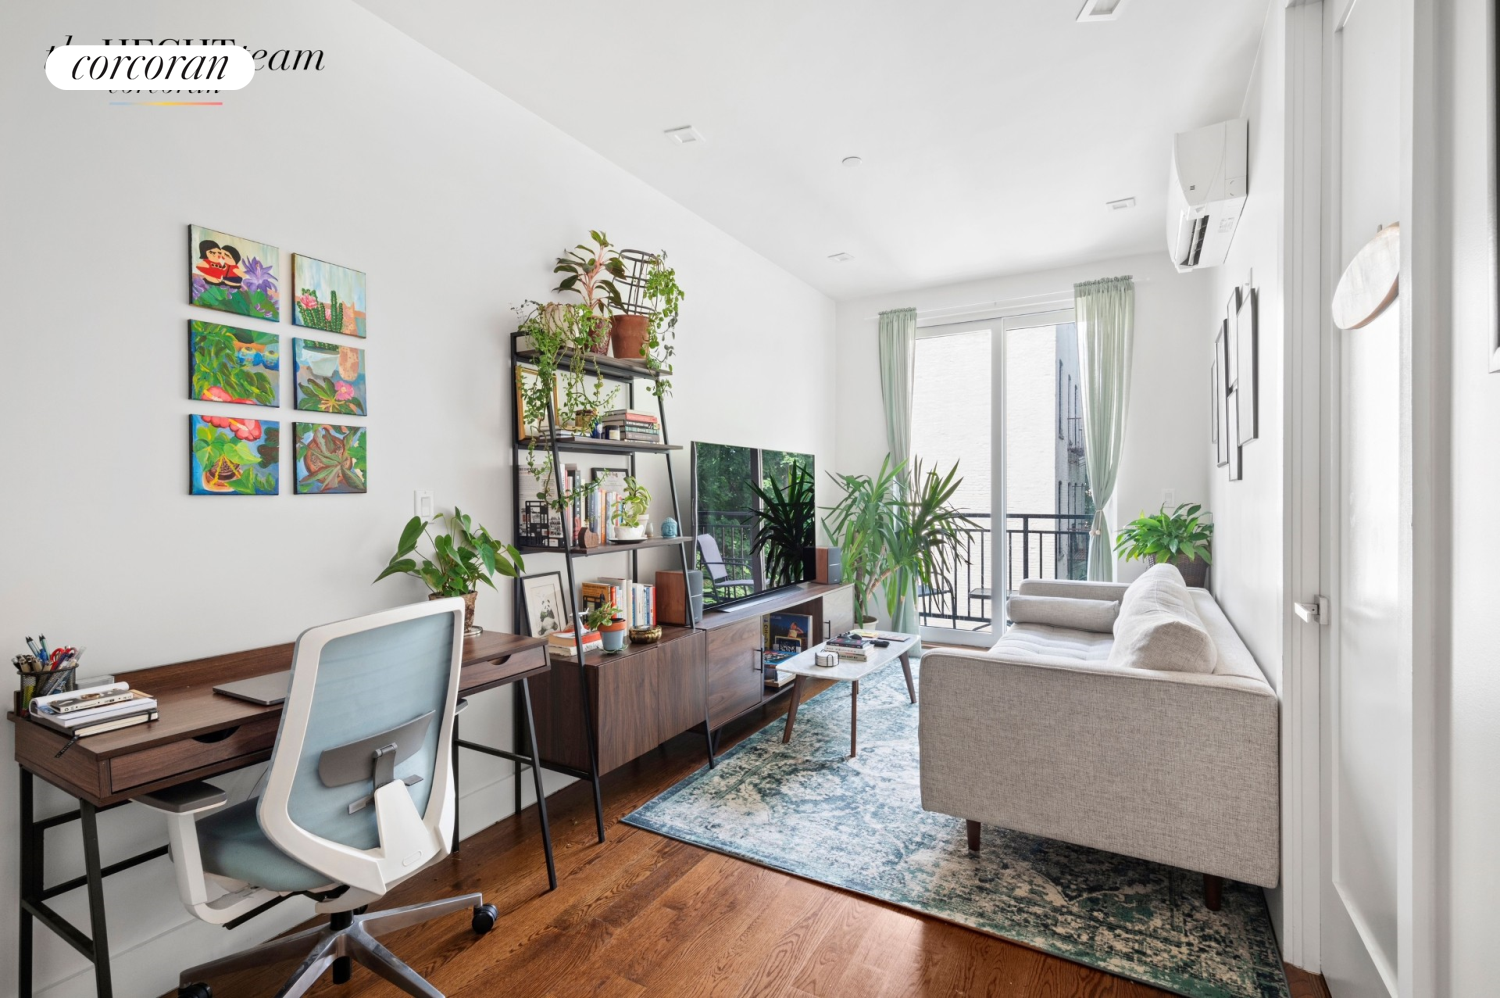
[910,308,1082,645]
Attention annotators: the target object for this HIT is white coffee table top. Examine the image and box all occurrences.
[770,632,919,684]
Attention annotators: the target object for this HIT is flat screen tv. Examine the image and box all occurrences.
[691,442,816,611]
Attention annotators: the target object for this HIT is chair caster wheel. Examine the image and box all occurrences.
[179,984,212,998]
[472,903,498,935]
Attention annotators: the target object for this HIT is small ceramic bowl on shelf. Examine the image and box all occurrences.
[629,626,662,645]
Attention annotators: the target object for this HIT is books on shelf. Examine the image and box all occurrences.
[547,627,602,658]
[28,684,158,739]
[580,578,657,629]
[599,409,659,424]
[762,612,814,687]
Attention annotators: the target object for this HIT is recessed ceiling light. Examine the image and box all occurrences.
[842,156,863,168]
[1106,196,1137,211]
[828,252,855,263]
[664,125,705,145]
[1077,0,1129,21]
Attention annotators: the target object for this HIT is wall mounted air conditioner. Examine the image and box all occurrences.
[1166,118,1248,272]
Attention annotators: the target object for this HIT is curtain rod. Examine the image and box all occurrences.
[861,276,1150,322]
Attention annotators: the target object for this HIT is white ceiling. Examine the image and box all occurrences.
[355,0,1267,300]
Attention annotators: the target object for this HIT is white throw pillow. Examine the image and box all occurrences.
[1006,595,1119,634]
[1108,563,1216,674]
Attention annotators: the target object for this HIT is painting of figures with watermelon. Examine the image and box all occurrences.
[295,423,367,494]
[190,415,279,495]
[189,225,280,321]
[190,321,279,407]
[293,254,367,337]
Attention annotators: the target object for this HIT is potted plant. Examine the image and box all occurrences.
[373,508,524,634]
[749,462,816,588]
[614,477,651,541]
[640,253,683,396]
[1114,502,1214,587]
[585,601,628,653]
[822,457,974,628]
[553,231,624,353]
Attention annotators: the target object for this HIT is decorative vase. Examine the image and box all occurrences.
[583,315,611,354]
[430,590,480,635]
[610,314,650,361]
[574,408,597,434]
[600,620,629,652]
[660,517,679,538]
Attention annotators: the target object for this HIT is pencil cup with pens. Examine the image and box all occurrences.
[15,636,82,713]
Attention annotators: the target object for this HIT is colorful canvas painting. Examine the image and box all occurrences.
[295,423,367,494]
[190,225,280,321]
[190,415,279,495]
[189,321,279,408]
[293,254,367,337]
[293,339,366,415]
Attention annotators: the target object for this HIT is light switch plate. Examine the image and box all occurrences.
[415,490,434,517]
[1162,489,1175,508]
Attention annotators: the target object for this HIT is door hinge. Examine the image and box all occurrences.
[1293,595,1329,626]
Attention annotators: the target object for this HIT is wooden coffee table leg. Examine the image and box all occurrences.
[782,675,804,744]
[850,680,858,757]
[900,651,916,704]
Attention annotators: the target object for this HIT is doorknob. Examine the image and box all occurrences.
[1293,596,1329,625]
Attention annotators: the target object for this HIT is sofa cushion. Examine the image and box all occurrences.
[1006,595,1119,633]
[1108,564,1216,674]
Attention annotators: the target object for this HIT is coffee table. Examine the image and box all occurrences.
[775,632,919,758]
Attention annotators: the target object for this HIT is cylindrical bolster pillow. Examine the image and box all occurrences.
[1005,594,1120,634]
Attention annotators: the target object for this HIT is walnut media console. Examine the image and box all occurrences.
[528,582,856,775]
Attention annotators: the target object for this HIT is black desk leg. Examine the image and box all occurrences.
[519,678,557,891]
[703,703,717,770]
[19,767,34,998]
[79,801,113,998]
[451,714,462,855]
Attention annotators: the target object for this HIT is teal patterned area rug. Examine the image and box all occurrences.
[624,660,1289,998]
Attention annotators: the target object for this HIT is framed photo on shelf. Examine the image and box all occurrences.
[519,571,568,637]
[515,365,561,441]
[591,467,628,495]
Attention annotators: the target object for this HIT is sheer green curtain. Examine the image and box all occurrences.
[1073,277,1134,581]
[878,308,920,646]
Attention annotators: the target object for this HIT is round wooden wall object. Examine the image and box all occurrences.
[1332,223,1400,330]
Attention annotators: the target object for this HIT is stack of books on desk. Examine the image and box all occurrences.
[28,682,158,738]
[597,409,661,444]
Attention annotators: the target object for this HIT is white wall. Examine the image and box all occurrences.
[835,252,1216,584]
[1434,0,1500,990]
[0,3,835,996]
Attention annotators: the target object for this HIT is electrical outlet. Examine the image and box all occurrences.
[415,490,434,517]
[1162,489,1175,508]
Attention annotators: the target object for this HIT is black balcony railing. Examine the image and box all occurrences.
[918,511,1092,632]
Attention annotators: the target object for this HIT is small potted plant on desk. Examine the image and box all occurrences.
[587,601,629,654]
[1113,502,1214,587]
[373,508,523,635]
[613,477,652,541]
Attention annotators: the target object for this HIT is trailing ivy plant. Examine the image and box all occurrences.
[1113,502,1214,565]
[374,508,523,597]
[640,252,684,397]
[617,477,652,528]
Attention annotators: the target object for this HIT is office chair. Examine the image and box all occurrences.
[138,599,498,998]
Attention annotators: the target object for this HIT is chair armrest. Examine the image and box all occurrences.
[455,697,470,715]
[135,780,228,814]
[1015,578,1129,602]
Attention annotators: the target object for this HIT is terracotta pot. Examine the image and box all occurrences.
[610,314,650,361]
[430,590,479,634]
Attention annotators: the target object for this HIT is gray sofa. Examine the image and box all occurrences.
[918,565,1279,909]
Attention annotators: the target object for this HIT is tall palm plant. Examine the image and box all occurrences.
[749,463,816,587]
[822,456,974,624]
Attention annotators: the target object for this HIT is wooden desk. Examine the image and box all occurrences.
[10,631,548,998]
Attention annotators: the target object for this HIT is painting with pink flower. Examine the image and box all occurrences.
[189,225,280,321]
[293,338,366,415]
[292,254,366,337]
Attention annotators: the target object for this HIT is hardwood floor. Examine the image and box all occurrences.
[199,688,1324,998]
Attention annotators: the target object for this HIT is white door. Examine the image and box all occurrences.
[1321,0,1403,993]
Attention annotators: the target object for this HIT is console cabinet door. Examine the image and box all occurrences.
[823,585,856,637]
[706,616,764,728]
[657,631,707,741]
[595,650,662,773]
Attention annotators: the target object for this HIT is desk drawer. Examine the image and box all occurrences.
[109,716,280,793]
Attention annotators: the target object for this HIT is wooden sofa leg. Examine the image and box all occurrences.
[966,820,981,852]
[1204,874,1223,911]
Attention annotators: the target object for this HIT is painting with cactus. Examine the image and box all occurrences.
[295,423,367,494]
[293,339,366,415]
[190,225,280,320]
[190,321,279,408]
[190,415,279,495]
[292,254,366,337]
